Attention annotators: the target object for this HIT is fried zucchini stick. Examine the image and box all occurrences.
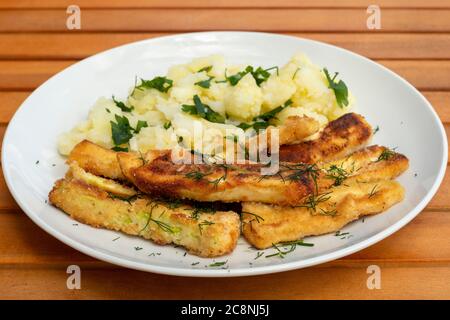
[49,166,240,257]
[279,112,373,163]
[242,180,405,249]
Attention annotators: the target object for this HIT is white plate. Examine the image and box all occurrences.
[2,32,447,277]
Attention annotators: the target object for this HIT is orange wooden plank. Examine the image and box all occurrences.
[2,33,450,60]
[0,9,449,32]
[0,0,449,9]
[0,264,448,299]
[1,60,449,90]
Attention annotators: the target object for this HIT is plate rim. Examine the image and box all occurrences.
[2,31,448,277]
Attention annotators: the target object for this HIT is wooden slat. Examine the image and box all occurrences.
[1,60,450,91]
[0,265,449,299]
[0,210,448,267]
[3,33,450,60]
[1,0,449,9]
[423,92,450,123]
[0,60,72,90]
[1,9,450,32]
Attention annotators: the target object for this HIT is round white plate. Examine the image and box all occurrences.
[2,32,447,277]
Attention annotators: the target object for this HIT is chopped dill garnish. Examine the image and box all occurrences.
[134,247,143,251]
[266,240,314,259]
[151,218,176,234]
[315,207,338,217]
[296,192,332,212]
[241,211,265,223]
[198,220,215,235]
[335,230,352,239]
[292,67,300,79]
[185,170,212,181]
[326,164,351,186]
[139,203,176,234]
[107,192,139,204]
[368,184,379,198]
[283,162,320,191]
[189,206,216,220]
[376,148,396,162]
[255,252,264,260]
[163,121,171,129]
[373,125,380,135]
[191,262,200,266]
[209,260,227,267]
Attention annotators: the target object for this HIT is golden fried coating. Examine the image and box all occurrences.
[49,171,240,257]
[279,113,373,163]
[247,115,320,151]
[117,150,335,206]
[116,146,408,206]
[68,140,125,180]
[68,161,137,197]
[242,180,405,249]
[276,115,321,145]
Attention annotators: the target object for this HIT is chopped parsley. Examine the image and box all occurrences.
[324,68,349,108]
[238,99,292,131]
[112,96,133,112]
[197,65,212,73]
[254,99,292,122]
[224,65,278,86]
[182,95,225,124]
[110,115,148,148]
[110,115,134,146]
[135,76,173,93]
[163,121,171,129]
[195,76,214,89]
[251,66,278,86]
[134,120,148,134]
[111,146,129,152]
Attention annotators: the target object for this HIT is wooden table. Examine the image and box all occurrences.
[0,0,449,300]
